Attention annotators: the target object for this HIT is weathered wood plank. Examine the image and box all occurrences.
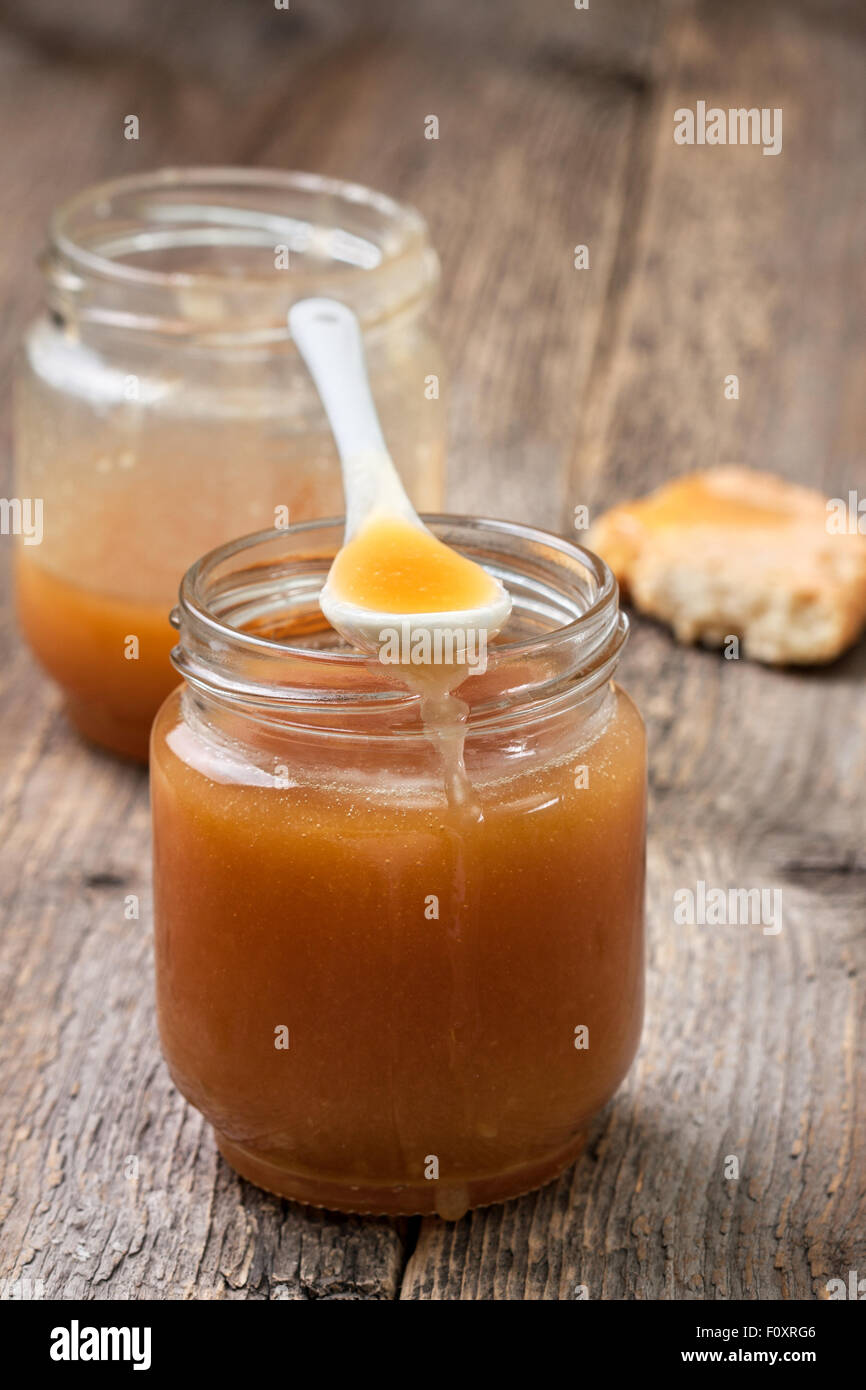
[1,0,863,1304]
[571,0,866,508]
[254,29,661,530]
[401,0,866,1300]
[0,0,669,90]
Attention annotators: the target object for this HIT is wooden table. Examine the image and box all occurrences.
[1,0,863,1300]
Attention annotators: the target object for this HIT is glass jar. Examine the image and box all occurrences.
[14,168,445,761]
[151,517,646,1218]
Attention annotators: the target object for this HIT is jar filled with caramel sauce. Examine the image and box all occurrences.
[151,517,646,1218]
[15,169,445,760]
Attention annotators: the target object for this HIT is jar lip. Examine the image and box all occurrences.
[174,515,626,726]
[183,513,617,663]
[49,166,431,293]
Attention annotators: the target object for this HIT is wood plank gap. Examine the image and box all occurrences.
[564,32,678,523]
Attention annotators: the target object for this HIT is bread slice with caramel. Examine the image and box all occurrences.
[587,467,866,664]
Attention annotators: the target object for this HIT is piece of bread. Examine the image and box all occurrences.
[587,467,866,665]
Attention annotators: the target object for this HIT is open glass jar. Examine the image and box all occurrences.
[14,168,444,761]
[151,517,646,1218]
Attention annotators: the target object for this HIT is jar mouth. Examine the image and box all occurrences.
[43,167,438,340]
[174,516,627,732]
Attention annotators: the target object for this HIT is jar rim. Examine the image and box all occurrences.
[173,515,627,731]
[50,166,430,289]
[42,167,438,339]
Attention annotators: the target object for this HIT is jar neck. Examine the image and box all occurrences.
[171,517,628,740]
[41,168,439,347]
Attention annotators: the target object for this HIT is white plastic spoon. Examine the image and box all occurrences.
[288,297,512,663]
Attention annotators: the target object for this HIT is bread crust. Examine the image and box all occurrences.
[587,468,866,665]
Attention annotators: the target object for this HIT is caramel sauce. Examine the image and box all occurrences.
[327,515,497,613]
[16,555,177,761]
[152,683,646,1216]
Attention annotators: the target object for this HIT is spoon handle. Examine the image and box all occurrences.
[289,297,416,538]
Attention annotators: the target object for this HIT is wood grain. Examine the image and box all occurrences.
[0,0,864,1301]
[252,25,664,530]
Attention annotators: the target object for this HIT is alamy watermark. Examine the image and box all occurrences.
[825,1271,866,1300]
[674,103,782,156]
[50,1321,151,1370]
[826,491,865,534]
[674,880,782,935]
[378,622,488,675]
[0,497,43,545]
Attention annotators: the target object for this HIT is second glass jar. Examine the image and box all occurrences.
[15,168,445,760]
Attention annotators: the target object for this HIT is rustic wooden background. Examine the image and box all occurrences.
[1,0,864,1300]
